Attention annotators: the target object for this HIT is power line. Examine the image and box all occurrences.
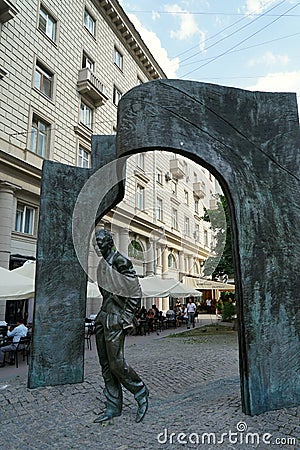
[158,81,300,183]
[8,119,116,139]
[173,0,285,60]
[126,10,300,17]
[181,1,300,78]
[179,0,286,65]
[179,31,300,68]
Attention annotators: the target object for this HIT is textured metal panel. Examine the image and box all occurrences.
[116,79,300,415]
[28,136,124,388]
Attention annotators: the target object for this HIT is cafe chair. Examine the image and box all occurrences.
[14,336,31,368]
[165,310,177,328]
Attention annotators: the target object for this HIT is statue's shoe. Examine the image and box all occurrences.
[135,387,149,423]
[136,400,148,423]
[94,410,122,423]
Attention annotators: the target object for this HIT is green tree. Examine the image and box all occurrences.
[202,194,234,278]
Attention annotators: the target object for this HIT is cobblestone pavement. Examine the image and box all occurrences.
[0,318,299,450]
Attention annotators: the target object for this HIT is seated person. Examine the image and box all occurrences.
[147,308,155,332]
[176,305,188,326]
[0,318,28,367]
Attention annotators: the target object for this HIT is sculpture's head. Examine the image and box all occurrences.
[94,229,114,257]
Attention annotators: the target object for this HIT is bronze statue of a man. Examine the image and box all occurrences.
[93,229,149,423]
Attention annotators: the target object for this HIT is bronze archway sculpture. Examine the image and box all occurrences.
[28,80,300,417]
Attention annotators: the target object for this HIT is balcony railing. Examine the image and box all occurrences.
[169,158,185,179]
[193,182,206,199]
[77,68,109,107]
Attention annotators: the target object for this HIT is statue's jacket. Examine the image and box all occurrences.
[97,250,142,328]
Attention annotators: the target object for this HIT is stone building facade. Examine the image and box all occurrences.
[0,0,218,320]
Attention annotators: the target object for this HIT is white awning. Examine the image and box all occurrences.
[0,266,35,300]
[139,276,180,298]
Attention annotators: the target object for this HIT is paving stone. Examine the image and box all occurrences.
[0,322,299,449]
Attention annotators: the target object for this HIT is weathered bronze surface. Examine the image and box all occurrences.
[93,229,148,423]
[28,136,125,388]
[116,80,300,415]
[29,80,300,416]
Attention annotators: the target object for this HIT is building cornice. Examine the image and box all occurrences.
[0,0,18,23]
[92,0,167,80]
[0,150,41,184]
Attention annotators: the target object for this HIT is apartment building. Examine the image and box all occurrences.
[0,0,218,320]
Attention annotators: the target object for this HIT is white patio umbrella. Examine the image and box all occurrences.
[169,282,200,298]
[12,260,36,279]
[13,261,102,298]
[138,276,180,298]
[0,266,35,300]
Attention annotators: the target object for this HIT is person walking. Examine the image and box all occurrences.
[93,229,149,424]
[186,298,197,329]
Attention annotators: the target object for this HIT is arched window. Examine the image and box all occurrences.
[128,240,144,260]
[168,253,177,268]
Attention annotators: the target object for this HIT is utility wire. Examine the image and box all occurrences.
[171,0,272,59]
[158,81,300,183]
[180,31,300,68]
[181,1,300,78]
[8,119,116,139]
[126,10,300,17]
[179,0,286,65]
[128,0,285,60]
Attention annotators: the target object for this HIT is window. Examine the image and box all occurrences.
[114,47,123,71]
[136,184,144,210]
[15,203,35,235]
[39,5,56,41]
[171,208,178,230]
[156,169,163,184]
[136,153,144,170]
[168,254,176,268]
[84,9,95,36]
[194,223,200,240]
[128,240,144,260]
[184,257,189,273]
[78,146,90,168]
[156,198,163,221]
[30,115,49,157]
[34,62,53,98]
[184,190,189,205]
[193,261,200,275]
[80,102,92,128]
[171,180,177,195]
[204,229,209,246]
[113,86,122,106]
[184,217,190,236]
[193,172,198,183]
[82,52,94,71]
[194,198,199,214]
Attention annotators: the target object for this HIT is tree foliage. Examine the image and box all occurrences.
[202,194,234,278]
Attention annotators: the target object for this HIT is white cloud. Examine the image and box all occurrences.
[165,3,206,52]
[152,11,160,21]
[247,71,300,118]
[167,4,199,40]
[128,14,180,78]
[247,70,300,94]
[248,51,290,67]
[244,0,278,15]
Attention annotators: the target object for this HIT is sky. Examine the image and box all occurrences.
[119,0,300,113]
